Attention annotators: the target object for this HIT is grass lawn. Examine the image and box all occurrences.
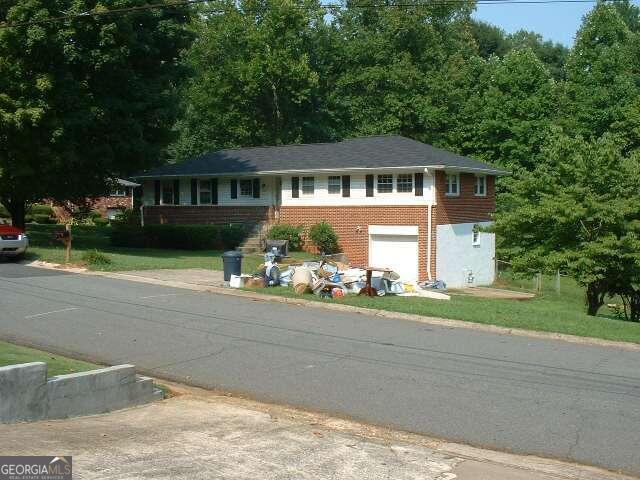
[24,223,312,273]
[22,224,640,344]
[0,340,99,376]
[252,272,640,344]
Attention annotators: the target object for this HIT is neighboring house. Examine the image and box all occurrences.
[50,179,140,221]
[135,136,508,287]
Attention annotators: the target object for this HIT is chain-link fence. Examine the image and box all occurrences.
[496,259,570,294]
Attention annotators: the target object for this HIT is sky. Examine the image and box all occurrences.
[473,1,597,46]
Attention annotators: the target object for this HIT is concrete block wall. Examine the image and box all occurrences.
[0,362,161,423]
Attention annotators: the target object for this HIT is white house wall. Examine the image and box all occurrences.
[436,222,495,288]
[141,177,277,207]
[280,172,435,206]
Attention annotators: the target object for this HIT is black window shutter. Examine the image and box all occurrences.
[190,179,198,205]
[154,180,161,205]
[253,178,260,198]
[212,178,218,205]
[230,179,238,199]
[291,177,299,198]
[173,179,180,205]
[365,175,374,197]
[342,175,350,197]
[415,173,424,196]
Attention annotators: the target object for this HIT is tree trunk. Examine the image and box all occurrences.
[585,283,604,316]
[629,292,640,322]
[5,198,27,230]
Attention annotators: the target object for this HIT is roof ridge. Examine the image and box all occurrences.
[211,134,403,155]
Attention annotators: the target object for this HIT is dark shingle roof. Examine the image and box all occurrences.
[137,136,507,177]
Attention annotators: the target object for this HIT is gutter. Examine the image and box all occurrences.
[132,165,509,179]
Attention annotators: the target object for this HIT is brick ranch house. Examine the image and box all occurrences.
[49,179,140,221]
[136,136,508,288]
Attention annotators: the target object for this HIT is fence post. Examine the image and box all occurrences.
[537,272,543,293]
[555,270,561,294]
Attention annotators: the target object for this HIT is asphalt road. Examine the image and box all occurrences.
[1,263,639,475]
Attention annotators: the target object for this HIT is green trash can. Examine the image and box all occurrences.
[222,250,243,281]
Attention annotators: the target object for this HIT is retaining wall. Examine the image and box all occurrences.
[0,362,161,423]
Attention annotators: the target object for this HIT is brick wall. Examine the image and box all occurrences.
[143,205,274,225]
[279,205,432,280]
[92,196,133,217]
[434,171,495,224]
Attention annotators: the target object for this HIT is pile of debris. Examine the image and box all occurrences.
[230,250,450,300]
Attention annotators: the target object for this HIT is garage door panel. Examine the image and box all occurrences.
[369,234,419,282]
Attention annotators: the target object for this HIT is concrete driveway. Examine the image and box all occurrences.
[0,385,623,480]
[1,263,639,475]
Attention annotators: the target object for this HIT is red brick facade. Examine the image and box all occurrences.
[143,205,275,225]
[279,205,432,280]
[435,171,495,224]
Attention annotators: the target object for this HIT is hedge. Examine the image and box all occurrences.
[111,224,249,250]
[267,224,304,251]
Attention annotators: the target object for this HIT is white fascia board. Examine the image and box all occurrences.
[134,164,508,178]
[369,225,419,236]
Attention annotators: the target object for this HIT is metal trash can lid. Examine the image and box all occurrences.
[222,250,244,258]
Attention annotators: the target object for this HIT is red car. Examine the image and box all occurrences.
[0,225,29,260]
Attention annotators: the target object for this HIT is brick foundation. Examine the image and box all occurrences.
[143,205,275,225]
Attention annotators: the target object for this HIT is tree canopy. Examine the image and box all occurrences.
[0,0,192,227]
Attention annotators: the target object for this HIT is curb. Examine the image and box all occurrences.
[53,265,640,353]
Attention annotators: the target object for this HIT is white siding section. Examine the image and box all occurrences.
[436,222,495,288]
[281,171,435,206]
[141,177,276,206]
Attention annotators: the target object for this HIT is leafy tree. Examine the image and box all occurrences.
[330,0,476,143]
[0,0,192,228]
[470,21,568,79]
[170,0,334,160]
[469,20,511,58]
[561,3,640,140]
[494,131,640,317]
[453,49,557,172]
[507,30,567,80]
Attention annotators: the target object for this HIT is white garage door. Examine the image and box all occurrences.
[369,234,419,282]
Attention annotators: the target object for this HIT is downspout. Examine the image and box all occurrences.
[426,168,433,281]
[427,203,433,281]
[140,204,145,227]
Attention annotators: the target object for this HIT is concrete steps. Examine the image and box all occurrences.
[238,223,269,254]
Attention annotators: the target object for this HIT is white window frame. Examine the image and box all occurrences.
[396,174,413,193]
[472,224,481,246]
[327,176,341,195]
[199,180,212,204]
[111,187,127,197]
[377,174,393,193]
[445,173,460,197]
[474,175,487,197]
[161,181,175,205]
[302,176,315,195]
[239,179,253,197]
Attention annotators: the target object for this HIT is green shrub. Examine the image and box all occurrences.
[220,224,248,250]
[113,209,139,226]
[309,221,339,254]
[111,224,248,250]
[93,217,110,227]
[111,224,146,248]
[82,249,112,267]
[32,213,55,224]
[0,204,9,218]
[268,224,304,251]
[29,204,54,216]
[25,214,35,223]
